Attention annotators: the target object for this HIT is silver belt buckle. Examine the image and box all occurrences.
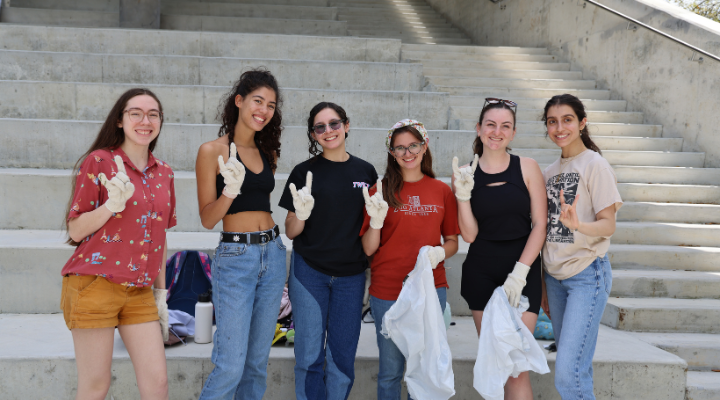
[260,232,270,243]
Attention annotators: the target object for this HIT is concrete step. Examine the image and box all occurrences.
[355,36,471,45]
[348,22,457,31]
[424,67,583,80]
[0,314,687,400]
[451,106,643,123]
[161,2,338,21]
[9,0,119,12]
[435,85,611,99]
[402,43,549,55]
[404,50,559,62]
[608,244,720,272]
[0,24,402,62]
[449,96,627,111]
[160,14,348,36]
[0,81,448,128]
[0,7,118,28]
[614,166,720,186]
[197,0,329,5]
[336,6,438,15]
[348,28,467,39]
[405,58,572,71]
[631,332,720,370]
[602,297,720,333]
[686,371,720,400]
[339,14,447,24]
[618,183,720,204]
[0,49,423,91]
[611,270,720,299]
[613,222,720,247]
[513,135,681,151]
[427,76,597,90]
[618,202,720,224]
[512,148,704,167]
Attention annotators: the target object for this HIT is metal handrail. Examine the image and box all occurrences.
[583,0,720,63]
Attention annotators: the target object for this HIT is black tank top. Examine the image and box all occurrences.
[470,154,532,240]
[216,148,274,215]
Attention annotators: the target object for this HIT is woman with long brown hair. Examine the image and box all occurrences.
[61,88,175,399]
[194,69,286,400]
[360,119,460,400]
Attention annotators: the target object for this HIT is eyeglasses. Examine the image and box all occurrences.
[483,97,518,114]
[312,119,345,135]
[389,142,424,157]
[124,108,163,123]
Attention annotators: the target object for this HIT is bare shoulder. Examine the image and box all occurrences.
[198,137,229,159]
[519,156,542,173]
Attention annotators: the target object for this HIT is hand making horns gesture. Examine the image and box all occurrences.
[362,179,389,230]
[558,189,581,232]
[218,142,246,199]
[98,155,135,213]
[452,154,479,202]
[289,171,314,221]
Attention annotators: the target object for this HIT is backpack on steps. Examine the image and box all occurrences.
[165,251,213,318]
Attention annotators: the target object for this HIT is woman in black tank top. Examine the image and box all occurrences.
[452,98,547,400]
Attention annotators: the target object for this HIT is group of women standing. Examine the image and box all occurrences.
[60,68,621,400]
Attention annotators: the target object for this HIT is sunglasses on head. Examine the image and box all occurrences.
[312,119,346,135]
[483,97,518,114]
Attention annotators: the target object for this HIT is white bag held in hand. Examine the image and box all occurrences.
[381,246,455,400]
[473,287,550,400]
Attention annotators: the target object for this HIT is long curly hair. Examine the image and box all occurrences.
[217,69,283,170]
[542,93,601,154]
[306,101,349,159]
[383,126,435,209]
[64,88,164,246]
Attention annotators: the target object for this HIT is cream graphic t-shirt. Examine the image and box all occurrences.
[542,150,623,280]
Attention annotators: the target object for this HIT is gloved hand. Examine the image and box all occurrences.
[427,246,446,269]
[363,268,371,307]
[153,288,169,342]
[503,261,531,308]
[98,155,135,213]
[362,179,389,230]
[452,154,479,202]
[289,171,314,221]
[218,142,246,199]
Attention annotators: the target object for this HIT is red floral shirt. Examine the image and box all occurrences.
[61,148,177,287]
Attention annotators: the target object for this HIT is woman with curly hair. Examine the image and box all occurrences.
[195,69,286,400]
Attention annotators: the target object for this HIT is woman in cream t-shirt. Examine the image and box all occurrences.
[540,94,623,400]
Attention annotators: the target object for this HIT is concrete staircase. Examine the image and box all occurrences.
[1,0,717,399]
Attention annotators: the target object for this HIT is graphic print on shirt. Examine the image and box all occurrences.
[394,195,442,216]
[546,173,579,243]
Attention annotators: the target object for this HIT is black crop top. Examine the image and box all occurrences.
[470,154,532,241]
[216,149,274,215]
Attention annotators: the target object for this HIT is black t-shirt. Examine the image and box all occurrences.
[279,154,378,277]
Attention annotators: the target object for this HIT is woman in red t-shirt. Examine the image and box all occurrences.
[61,88,176,399]
[360,119,460,400]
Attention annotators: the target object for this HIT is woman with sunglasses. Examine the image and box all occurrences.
[195,69,286,400]
[61,88,175,399]
[453,98,547,400]
[361,119,460,400]
[541,94,622,400]
[279,102,378,400]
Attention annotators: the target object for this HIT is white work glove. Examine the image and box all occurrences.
[427,246,446,269]
[289,171,314,221]
[362,179,389,230]
[153,288,169,342]
[218,142,246,199]
[363,268,371,307]
[503,261,531,308]
[98,155,135,213]
[452,154,479,202]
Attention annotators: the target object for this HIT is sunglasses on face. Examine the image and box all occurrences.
[312,119,345,135]
[483,97,518,114]
[389,142,424,157]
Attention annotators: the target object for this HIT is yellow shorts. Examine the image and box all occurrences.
[60,275,159,330]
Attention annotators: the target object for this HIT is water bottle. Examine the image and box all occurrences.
[194,291,213,344]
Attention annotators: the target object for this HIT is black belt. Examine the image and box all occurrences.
[221,226,280,244]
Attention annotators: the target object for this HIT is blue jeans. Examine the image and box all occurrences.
[288,250,366,400]
[199,233,287,400]
[545,255,612,400]
[369,287,447,400]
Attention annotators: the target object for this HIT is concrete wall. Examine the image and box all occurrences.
[424,0,720,167]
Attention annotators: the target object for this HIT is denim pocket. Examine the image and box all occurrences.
[275,238,287,251]
[218,244,247,257]
[602,257,612,295]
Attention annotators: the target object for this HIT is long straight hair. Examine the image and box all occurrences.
[383,126,435,209]
[542,93,601,154]
[63,88,164,246]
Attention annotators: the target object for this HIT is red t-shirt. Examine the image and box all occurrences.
[61,148,177,287]
[360,175,460,301]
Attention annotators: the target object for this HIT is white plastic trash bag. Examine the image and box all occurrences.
[381,246,455,400]
[473,287,550,400]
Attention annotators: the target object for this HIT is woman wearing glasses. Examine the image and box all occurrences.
[361,119,460,400]
[541,94,621,400]
[279,102,378,400]
[453,98,547,399]
[195,69,286,400]
[60,88,175,399]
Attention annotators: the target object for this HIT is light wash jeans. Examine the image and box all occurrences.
[369,287,447,400]
[199,232,287,400]
[288,250,366,400]
[545,254,612,400]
